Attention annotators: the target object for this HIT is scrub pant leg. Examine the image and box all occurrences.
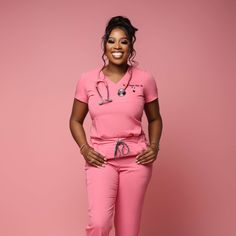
[84,155,153,236]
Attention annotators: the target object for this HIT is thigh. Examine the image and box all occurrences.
[84,162,119,224]
[117,158,153,200]
[114,158,153,235]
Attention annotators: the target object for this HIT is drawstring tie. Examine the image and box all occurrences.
[114,139,130,158]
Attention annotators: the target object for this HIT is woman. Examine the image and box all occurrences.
[70,16,163,236]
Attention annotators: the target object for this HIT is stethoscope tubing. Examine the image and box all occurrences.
[96,66,133,105]
[96,80,113,105]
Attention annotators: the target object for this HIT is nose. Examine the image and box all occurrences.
[114,41,121,49]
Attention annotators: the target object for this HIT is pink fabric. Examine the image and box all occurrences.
[74,65,158,146]
[75,66,157,235]
[84,155,153,236]
[91,135,148,160]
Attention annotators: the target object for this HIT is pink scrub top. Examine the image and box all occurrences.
[74,65,159,159]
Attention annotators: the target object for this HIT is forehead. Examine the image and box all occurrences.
[109,28,128,39]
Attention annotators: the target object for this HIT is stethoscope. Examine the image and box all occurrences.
[95,66,133,105]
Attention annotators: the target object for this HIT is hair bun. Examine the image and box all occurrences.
[106,15,138,35]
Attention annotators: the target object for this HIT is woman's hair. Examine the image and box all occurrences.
[100,15,139,69]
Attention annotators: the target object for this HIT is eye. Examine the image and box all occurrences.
[107,39,129,44]
[121,40,128,44]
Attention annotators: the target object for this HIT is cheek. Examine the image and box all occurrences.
[124,47,130,55]
[124,51,130,58]
[105,43,112,51]
[104,47,109,56]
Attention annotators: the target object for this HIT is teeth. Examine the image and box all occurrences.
[112,52,123,58]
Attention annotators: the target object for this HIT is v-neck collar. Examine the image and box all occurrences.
[99,66,132,86]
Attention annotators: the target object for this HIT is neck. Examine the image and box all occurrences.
[105,63,129,75]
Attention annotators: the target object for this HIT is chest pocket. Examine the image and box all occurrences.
[126,85,144,100]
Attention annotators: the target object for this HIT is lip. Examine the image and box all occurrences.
[111,52,124,59]
[111,51,124,53]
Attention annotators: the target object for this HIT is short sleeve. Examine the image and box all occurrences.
[74,73,88,103]
[143,73,159,103]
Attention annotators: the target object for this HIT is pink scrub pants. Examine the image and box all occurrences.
[83,154,153,236]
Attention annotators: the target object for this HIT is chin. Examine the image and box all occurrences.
[109,59,128,66]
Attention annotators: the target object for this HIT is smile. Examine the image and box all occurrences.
[111,52,123,59]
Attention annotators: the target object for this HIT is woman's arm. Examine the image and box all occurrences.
[69,99,89,148]
[144,98,163,149]
[136,98,163,164]
[69,99,107,167]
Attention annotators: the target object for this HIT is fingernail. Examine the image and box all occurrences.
[104,157,107,160]
[137,161,140,164]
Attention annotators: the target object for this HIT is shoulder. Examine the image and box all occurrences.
[76,67,99,87]
[133,67,159,102]
[132,66,155,83]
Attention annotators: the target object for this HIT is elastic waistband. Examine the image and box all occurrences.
[90,135,147,145]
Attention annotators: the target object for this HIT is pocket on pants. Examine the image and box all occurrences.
[84,160,94,170]
[84,161,89,170]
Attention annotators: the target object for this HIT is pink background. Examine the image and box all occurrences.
[0,0,235,236]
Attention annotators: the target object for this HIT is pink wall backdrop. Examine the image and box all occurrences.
[0,0,235,236]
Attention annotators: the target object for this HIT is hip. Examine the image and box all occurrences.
[90,135,149,160]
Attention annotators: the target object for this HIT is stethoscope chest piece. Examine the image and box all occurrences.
[118,88,126,96]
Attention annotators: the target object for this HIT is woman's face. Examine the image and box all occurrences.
[105,28,130,66]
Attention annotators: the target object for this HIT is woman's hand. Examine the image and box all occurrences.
[81,145,107,168]
[136,144,159,165]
